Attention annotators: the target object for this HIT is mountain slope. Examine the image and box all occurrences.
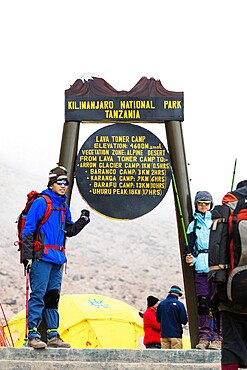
[0,163,183,321]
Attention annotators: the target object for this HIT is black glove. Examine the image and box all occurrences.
[81,209,90,220]
[139,311,144,318]
[23,259,32,272]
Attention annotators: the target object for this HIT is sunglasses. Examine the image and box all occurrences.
[56,180,69,186]
[197,201,211,206]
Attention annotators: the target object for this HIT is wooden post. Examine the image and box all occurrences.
[58,121,80,206]
[165,120,199,348]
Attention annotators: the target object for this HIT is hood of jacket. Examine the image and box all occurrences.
[193,210,212,227]
[41,188,67,207]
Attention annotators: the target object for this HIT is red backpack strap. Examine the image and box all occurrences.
[52,204,67,230]
[228,198,247,269]
[33,195,53,244]
[40,195,53,223]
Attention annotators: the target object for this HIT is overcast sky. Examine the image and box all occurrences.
[1,0,246,207]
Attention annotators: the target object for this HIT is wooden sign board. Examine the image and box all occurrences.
[65,76,184,122]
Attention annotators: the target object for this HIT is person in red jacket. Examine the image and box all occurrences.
[143,296,161,349]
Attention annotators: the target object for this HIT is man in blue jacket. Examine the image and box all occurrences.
[22,165,90,349]
[156,285,188,349]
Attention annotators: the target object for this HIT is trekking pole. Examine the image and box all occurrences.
[0,303,14,347]
[231,158,237,191]
[23,271,29,346]
[0,329,8,347]
[0,317,8,347]
[171,168,193,267]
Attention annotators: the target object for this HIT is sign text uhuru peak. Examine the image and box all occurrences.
[66,98,183,120]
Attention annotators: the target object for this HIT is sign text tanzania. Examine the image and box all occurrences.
[65,97,184,121]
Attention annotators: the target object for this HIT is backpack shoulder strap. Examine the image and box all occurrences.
[193,219,198,236]
[229,199,246,240]
[40,195,53,222]
[228,198,247,267]
[34,195,53,238]
[193,219,201,253]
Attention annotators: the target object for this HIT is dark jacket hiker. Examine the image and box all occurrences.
[156,286,188,349]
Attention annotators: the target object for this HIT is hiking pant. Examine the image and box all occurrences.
[195,272,222,341]
[161,337,182,349]
[28,259,62,340]
[145,342,161,349]
[221,311,247,368]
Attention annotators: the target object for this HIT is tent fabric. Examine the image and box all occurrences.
[5,294,144,348]
[58,294,144,348]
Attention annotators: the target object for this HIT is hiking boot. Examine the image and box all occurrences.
[195,340,210,349]
[47,335,71,348]
[209,340,222,350]
[27,337,47,349]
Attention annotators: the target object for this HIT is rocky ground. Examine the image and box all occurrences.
[0,163,185,323]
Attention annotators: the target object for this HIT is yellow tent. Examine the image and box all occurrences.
[6,294,143,348]
[5,294,190,349]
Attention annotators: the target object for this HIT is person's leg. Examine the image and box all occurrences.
[44,263,62,339]
[28,260,52,339]
[170,338,182,349]
[210,314,222,349]
[44,263,71,348]
[221,311,247,368]
[161,337,170,349]
[194,273,212,344]
[210,282,223,343]
[145,343,161,349]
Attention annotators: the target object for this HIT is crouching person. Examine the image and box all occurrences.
[143,296,161,349]
[22,165,90,349]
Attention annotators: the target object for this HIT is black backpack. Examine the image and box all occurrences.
[208,188,247,309]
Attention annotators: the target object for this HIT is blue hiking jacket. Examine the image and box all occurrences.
[22,188,88,264]
[186,211,212,273]
[156,294,188,338]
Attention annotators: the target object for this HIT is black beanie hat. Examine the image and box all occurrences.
[169,285,182,297]
[48,165,69,187]
[236,180,247,189]
[147,296,159,308]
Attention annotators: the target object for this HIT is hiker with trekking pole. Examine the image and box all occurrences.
[171,170,222,349]
[185,191,222,350]
[19,165,90,349]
